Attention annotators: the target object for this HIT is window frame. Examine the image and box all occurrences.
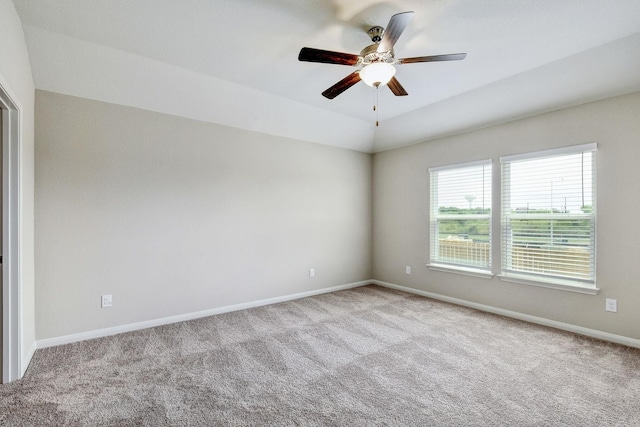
[499,143,598,294]
[428,159,493,277]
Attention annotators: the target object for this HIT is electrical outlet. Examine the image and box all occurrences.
[605,298,617,313]
[405,266,411,275]
[309,268,315,278]
[101,294,112,308]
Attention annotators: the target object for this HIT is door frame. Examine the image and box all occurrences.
[0,82,22,383]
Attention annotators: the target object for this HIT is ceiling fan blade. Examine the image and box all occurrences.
[322,71,362,99]
[298,47,360,66]
[387,77,408,96]
[398,53,467,64]
[377,11,415,53]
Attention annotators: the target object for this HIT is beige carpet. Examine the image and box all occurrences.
[1,285,639,426]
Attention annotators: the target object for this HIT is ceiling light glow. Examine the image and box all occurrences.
[359,62,396,87]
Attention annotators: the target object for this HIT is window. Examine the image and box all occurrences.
[500,143,596,290]
[429,160,492,274]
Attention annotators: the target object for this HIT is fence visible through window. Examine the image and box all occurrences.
[437,237,591,278]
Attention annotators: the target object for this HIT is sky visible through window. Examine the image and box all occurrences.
[507,152,593,213]
[434,153,593,213]
[435,164,490,210]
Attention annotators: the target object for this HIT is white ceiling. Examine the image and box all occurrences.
[12,0,640,153]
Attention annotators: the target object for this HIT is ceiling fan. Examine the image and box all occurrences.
[298,11,466,99]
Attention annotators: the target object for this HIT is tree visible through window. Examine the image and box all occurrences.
[501,144,596,287]
[429,160,492,271]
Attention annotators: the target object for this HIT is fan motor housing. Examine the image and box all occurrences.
[359,44,395,65]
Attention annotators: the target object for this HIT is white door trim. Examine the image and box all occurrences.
[0,82,22,383]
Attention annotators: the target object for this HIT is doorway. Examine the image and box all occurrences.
[0,83,21,383]
[0,107,3,382]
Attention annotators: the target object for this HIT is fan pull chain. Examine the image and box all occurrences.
[374,85,379,126]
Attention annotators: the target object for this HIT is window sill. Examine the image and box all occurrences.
[427,264,494,279]
[498,273,599,295]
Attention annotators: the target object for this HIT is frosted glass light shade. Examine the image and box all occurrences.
[359,62,396,87]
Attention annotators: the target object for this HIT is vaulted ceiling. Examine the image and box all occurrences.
[13,0,640,152]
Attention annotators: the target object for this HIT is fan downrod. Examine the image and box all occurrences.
[367,26,384,43]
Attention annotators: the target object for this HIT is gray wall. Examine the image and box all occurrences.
[34,87,640,344]
[373,91,640,340]
[35,91,372,340]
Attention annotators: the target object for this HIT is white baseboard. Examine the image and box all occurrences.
[37,279,639,351]
[21,341,37,377]
[36,280,370,349]
[372,280,640,349]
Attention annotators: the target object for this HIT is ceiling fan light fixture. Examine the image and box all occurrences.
[359,62,396,87]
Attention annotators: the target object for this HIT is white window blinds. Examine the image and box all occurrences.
[430,160,492,271]
[501,143,596,286]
